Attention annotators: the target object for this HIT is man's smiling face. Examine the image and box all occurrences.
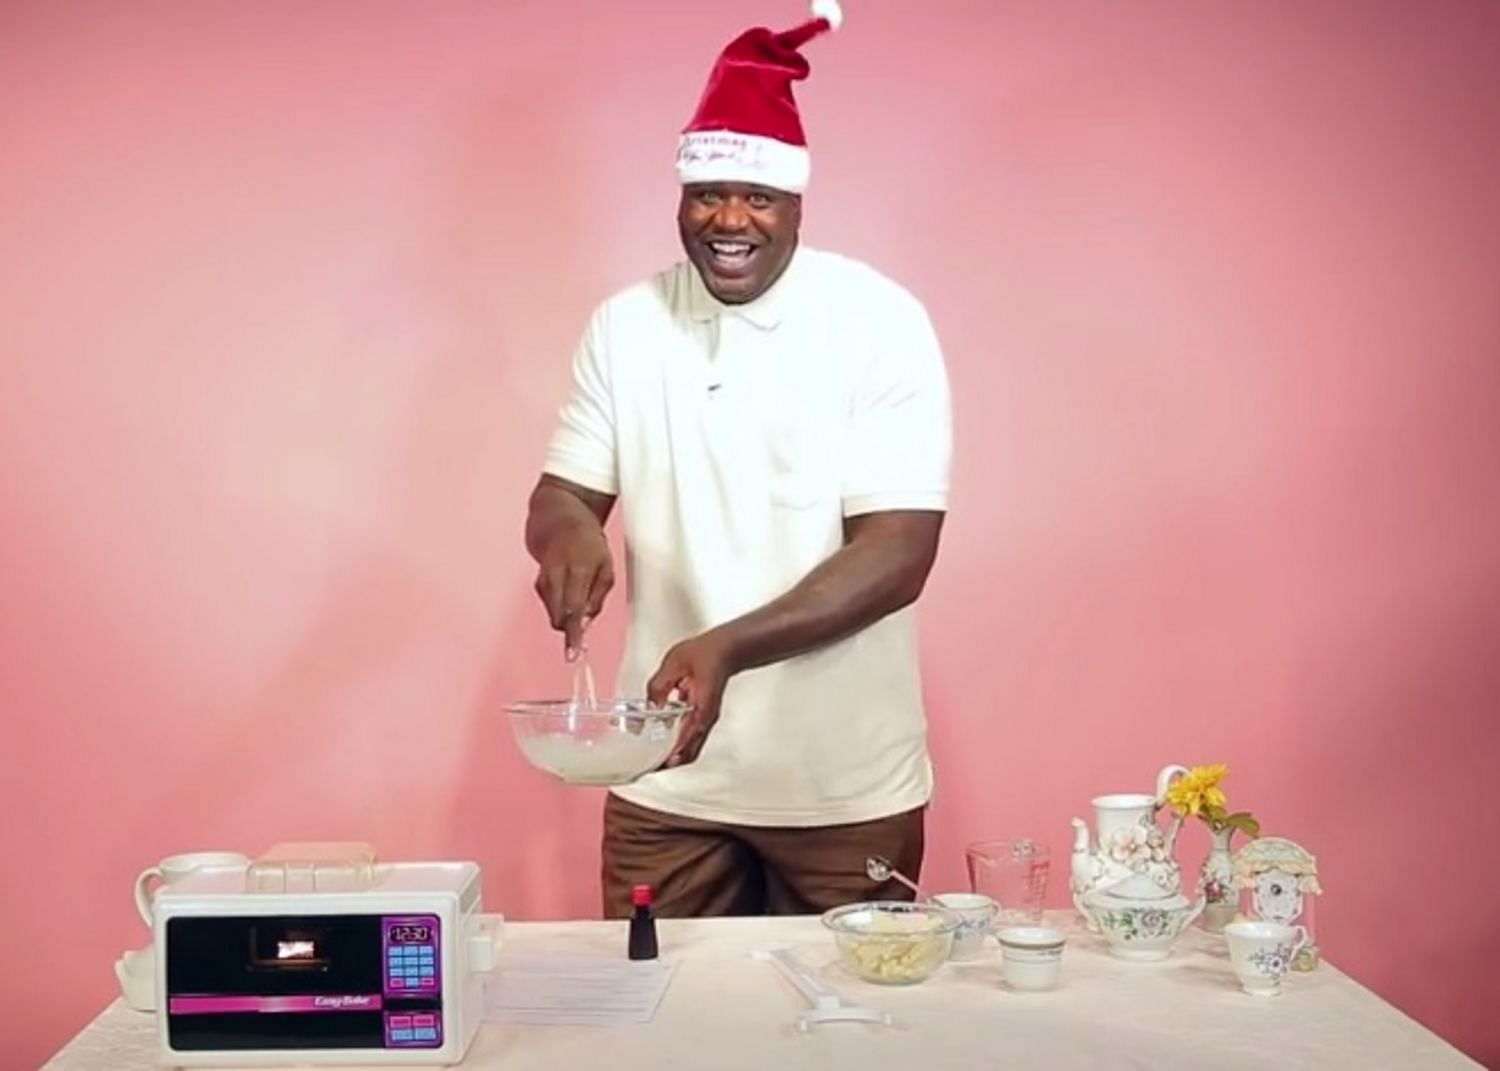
[677,182,801,304]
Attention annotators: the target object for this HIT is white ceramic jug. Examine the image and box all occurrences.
[1069,764,1189,906]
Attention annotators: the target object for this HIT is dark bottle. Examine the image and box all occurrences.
[628,883,658,960]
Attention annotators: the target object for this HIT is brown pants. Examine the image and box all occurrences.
[601,793,925,918]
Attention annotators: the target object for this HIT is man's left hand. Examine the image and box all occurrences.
[647,630,735,768]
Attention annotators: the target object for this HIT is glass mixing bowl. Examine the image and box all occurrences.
[504,699,692,786]
[821,901,961,985]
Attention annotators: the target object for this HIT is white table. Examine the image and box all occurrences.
[43,914,1481,1070]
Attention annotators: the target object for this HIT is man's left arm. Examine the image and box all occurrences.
[649,293,953,766]
[649,510,943,765]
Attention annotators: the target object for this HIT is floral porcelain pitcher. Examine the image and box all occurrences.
[1070,764,1190,904]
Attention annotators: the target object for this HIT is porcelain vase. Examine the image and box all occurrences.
[1198,826,1237,933]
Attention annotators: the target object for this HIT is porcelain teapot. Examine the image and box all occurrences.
[1070,764,1189,905]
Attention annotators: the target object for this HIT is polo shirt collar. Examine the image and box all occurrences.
[686,245,806,330]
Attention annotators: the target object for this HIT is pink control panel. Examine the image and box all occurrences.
[381,915,442,1048]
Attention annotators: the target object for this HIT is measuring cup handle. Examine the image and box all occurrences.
[134,867,163,926]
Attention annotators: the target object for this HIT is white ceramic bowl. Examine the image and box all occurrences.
[996,925,1066,991]
[821,901,960,985]
[504,699,691,785]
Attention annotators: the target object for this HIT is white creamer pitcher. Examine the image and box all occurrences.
[1069,764,1189,911]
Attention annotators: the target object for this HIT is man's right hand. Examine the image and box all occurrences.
[525,475,618,660]
[534,523,614,658]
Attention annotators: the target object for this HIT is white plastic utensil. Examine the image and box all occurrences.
[752,947,892,1031]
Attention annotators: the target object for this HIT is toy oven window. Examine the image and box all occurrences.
[248,924,331,969]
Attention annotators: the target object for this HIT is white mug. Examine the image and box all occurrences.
[1225,920,1308,996]
[134,852,249,925]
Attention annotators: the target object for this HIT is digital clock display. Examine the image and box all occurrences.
[389,924,431,944]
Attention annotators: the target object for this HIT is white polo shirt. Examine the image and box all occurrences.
[542,247,952,827]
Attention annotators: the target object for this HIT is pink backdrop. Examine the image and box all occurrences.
[3,1,1498,1066]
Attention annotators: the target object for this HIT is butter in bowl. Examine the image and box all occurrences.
[821,901,961,985]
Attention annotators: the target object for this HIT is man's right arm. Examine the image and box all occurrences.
[530,299,620,657]
[526,474,617,658]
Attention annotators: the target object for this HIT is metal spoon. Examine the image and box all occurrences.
[866,855,923,898]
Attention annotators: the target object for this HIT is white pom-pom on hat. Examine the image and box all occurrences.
[811,0,843,31]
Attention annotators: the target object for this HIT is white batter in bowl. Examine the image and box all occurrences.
[505,699,692,785]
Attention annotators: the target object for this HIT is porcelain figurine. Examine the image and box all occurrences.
[1233,836,1322,970]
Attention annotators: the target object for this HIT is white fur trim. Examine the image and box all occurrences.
[811,0,843,30]
[676,131,810,193]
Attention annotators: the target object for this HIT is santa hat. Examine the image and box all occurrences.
[675,0,844,195]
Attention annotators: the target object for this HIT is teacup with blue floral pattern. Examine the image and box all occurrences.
[933,892,1000,960]
[1225,920,1308,996]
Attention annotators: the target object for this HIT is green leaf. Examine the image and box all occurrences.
[1205,804,1228,822]
[1227,814,1261,838]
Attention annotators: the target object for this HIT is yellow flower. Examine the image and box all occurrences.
[1166,764,1229,818]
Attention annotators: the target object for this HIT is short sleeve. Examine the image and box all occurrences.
[542,308,619,495]
[840,300,952,517]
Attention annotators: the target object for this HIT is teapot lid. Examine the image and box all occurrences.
[1095,871,1181,902]
[1083,885,1195,912]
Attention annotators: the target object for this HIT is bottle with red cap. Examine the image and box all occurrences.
[628,884,658,961]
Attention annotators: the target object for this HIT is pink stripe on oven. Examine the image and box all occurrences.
[168,994,383,1014]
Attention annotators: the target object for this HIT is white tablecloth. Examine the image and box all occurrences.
[43,914,1481,1070]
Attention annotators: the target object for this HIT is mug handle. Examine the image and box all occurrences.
[134,867,163,926]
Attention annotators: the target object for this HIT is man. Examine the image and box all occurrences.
[525,1,953,917]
